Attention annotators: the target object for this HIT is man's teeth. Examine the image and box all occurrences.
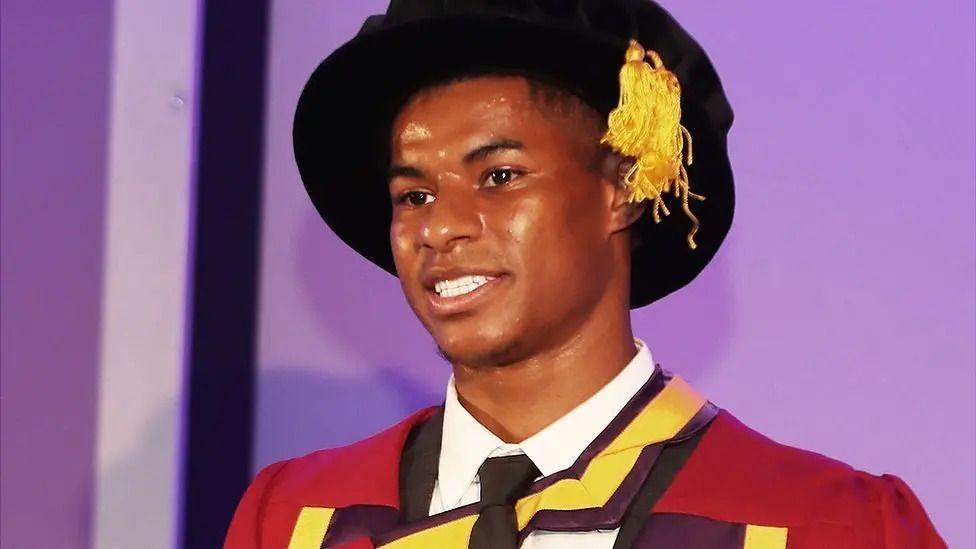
[434,275,496,298]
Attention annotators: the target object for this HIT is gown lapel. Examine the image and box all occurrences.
[352,368,717,548]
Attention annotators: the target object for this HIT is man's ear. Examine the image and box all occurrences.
[601,150,647,233]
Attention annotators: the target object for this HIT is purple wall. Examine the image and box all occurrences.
[1,1,971,547]
[256,1,974,547]
[0,2,113,548]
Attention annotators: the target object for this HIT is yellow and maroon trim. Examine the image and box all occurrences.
[287,506,336,549]
[285,371,793,548]
[743,524,789,548]
[367,372,709,547]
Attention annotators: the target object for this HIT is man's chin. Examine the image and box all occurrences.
[433,335,526,368]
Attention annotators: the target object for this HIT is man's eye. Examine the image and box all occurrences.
[399,190,434,206]
[484,168,522,187]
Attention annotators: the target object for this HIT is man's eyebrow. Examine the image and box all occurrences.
[388,164,424,180]
[463,138,525,164]
[388,139,525,180]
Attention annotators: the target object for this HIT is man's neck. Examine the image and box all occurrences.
[450,311,638,443]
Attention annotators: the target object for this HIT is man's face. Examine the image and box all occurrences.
[388,76,623,367]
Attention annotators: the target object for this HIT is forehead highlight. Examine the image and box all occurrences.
[393,78,535,144]
[399,121,433,145]
[390,75,607,171]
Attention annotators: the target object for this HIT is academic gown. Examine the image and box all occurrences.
[224,370,945,548]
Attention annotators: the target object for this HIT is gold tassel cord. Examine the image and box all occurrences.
[601,40,704,250]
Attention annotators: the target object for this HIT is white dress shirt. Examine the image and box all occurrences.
[429,338,656,548]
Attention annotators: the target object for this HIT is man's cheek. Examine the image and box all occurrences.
[505,197,543,244]
[389,222,413,261]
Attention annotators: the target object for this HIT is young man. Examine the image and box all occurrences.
[225,1,944,547]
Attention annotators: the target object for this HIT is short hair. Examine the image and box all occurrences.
[404,73,609,173]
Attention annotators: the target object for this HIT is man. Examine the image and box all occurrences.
[225,1,945,547]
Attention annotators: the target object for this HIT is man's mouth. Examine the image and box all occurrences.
[424,273,508,316]
[433,274,498,297]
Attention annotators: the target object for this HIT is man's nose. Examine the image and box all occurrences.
[419,187,483,252]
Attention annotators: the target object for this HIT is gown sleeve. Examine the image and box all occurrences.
[872,473,946,549]
[223,460,291,549]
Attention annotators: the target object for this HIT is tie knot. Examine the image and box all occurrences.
[477,454,540,507]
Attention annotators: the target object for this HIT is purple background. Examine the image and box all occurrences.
[256,1,974,547]
[1,1,973,548]
[1,1,112,548]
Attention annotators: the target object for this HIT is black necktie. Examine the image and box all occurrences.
[469,454,541,549]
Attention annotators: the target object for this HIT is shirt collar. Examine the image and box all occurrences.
[436,337,656,509]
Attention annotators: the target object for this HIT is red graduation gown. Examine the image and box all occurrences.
[224,375,944,548]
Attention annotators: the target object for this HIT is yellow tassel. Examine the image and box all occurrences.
[601,39,704,250]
